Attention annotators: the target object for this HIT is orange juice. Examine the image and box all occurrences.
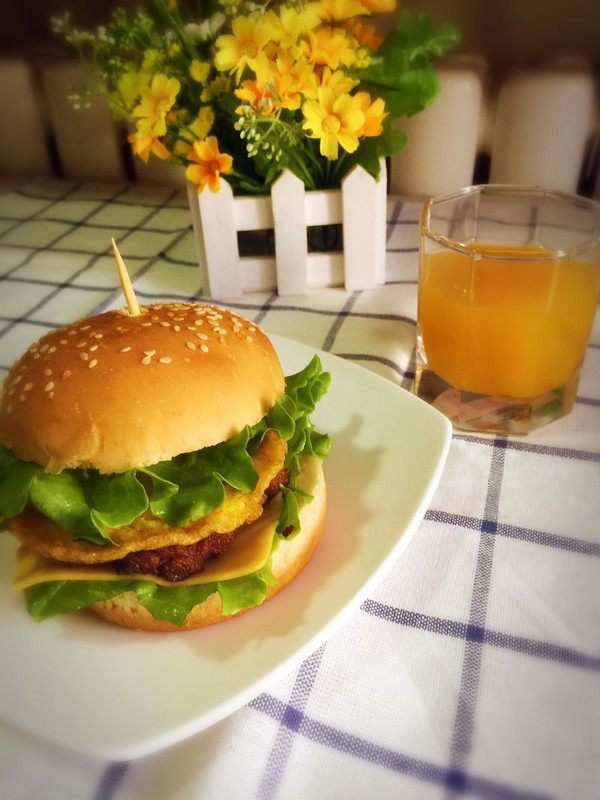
[418,243,600,398]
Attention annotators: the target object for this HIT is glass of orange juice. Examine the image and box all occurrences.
[414,185,600,434]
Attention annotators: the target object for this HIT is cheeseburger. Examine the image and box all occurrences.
[0,302,330,631]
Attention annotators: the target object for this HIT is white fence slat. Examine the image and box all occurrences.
[41,60,124,181]
[489,67,596,193]
[307,253,344,288]
[342,160,386,291]
[305,189,343,226]
[272,170,309,295]
[241,257,276,293]
[197,177,243,298]
[234,195,273,231]
[0,59,52,177]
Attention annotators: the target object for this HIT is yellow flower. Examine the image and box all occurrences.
[263,7,320,49]
[214,16,272,81]
[142,49,162,71]
[128,127,170,164]
[308,0,369,22]
[354,91,387,137]
[185,136,233,193]
[133,74,180,137]
[201,75,232,103]
[116,67,151,111]
[301,26,357,70]
[302,87,364,160]
[190,59,211,83]
[309,66,358,99]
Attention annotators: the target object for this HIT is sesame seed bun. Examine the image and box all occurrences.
[90,457,326,632]
[0,303,284,474]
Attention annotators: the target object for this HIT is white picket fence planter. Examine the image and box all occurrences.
[186,159,387,298]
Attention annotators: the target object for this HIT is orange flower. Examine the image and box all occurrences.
[185,136,233,193]
[344,20,383,50]
[359,0,396,11]
[127,129,170,163]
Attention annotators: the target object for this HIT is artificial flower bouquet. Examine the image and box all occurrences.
[54,0,459,195]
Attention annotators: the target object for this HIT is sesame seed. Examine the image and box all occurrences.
[89,359,98,369]
[196,332,208,340]
[80,353,89,361]
[33,353,40,360]
[141,322,152,327]
[13,375,22,385]
[247,336,253,342]
[186,326,196,331]
[249,326,256,332]
[23,382,33,391]
[120,346,132,353]
[89,344,99,352]
[141,355,152,365]
[81,325,91,331]
[76,341,87,348]
[200,344,209,353]
[143,350,156,356]
[68,330,77,336]
[159,357,172,364]
[45,381,54,392]
[48,392,54,400]
[173,325,181,332]
[59,339,67,345]
[44,369,52,376]
[159,321,171,327]
[186,341,196,351]
[49,346,57,353]
[193,319,203,326]
[63,370,72,379]
[92,333,103,339]
[40,344,49,353]
[173,316,185,322]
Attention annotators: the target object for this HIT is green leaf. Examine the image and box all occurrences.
[23,554,278,625]
[0,446,40,521]
[88,471,149,530]
[29,471,106,544]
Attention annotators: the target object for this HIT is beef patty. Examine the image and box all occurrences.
[112,466,290,581]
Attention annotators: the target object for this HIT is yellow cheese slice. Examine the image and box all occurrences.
[13,496,281,591]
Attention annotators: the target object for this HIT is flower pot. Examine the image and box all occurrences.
[187,160,387,299]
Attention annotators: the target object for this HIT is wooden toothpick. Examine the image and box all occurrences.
[111,237,141,316]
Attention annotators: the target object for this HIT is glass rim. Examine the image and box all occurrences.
[420,183,600,261]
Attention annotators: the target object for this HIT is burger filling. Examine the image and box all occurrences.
[0,357,331,624]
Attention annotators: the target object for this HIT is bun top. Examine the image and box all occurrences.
[0,303,284,474]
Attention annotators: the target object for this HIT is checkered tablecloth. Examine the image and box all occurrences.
[0,178,598,800]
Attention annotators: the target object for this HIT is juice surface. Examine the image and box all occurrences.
[418,242,600,397]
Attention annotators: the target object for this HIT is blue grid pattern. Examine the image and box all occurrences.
[0,179,598,800]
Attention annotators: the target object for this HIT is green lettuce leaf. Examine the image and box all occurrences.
[23,547,279,626]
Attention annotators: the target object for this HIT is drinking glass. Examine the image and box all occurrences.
[414,185,600,434]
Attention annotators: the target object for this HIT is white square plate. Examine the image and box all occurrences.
[0,335,451,759]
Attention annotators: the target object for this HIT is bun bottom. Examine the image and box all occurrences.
[91,459,326,632]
